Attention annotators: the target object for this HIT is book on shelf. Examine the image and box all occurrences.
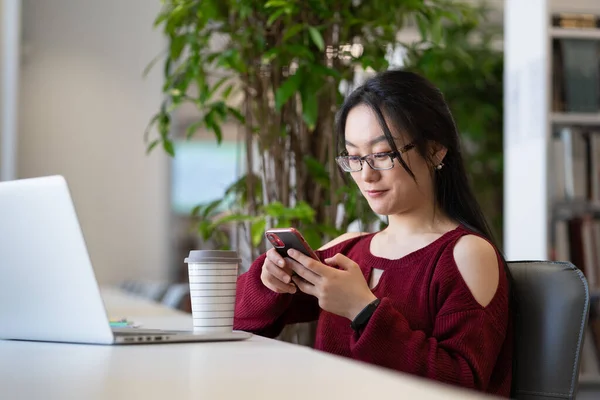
[552,36,600,113]
[552,13,600,29]
[551,127,600,291]
[552,127,589,202]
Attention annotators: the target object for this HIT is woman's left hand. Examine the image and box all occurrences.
[286,249,377,320]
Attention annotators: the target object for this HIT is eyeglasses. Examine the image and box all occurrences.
[335,143,415,172]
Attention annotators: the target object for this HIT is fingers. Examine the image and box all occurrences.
[287,257,321,285]
[292,275,317,296]
[324,253,357,271]
[261,264,296,294]
[287,249,327,277]
[266,248,294,275]
[265,260,292,284]
[261,250,296,294]
[266,248,285,268]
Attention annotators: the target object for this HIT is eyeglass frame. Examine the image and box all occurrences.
[335,142,416,172]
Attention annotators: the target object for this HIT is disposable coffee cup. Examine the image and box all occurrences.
[184,250,241,333]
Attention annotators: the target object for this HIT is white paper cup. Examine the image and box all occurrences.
[192,310,235,319]
[190,295,236,305]
[190,302,235,312]
[188,264,238,271]
[185,250,241,333]
[189,289,237,297]
[188,275,238,284]
[189,282,237,290]
[193,317,234,327]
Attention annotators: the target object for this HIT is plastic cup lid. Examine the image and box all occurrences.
[184,250,241,264]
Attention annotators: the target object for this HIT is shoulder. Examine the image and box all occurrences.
[318,231,368,251]
[451,234,500,308]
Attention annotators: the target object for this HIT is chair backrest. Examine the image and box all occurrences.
[508,261,590,400]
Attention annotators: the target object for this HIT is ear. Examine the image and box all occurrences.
[427,141,447,166]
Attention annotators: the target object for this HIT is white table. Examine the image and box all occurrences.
[0,288,494,399]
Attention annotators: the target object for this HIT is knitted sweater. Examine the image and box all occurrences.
[233,225,513,397]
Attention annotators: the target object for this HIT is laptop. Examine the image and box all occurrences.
[0,175,251,345]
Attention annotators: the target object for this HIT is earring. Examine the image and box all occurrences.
[435,162,444,170]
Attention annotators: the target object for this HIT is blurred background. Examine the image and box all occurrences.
[0,0,507,285]
[2,0,600,394]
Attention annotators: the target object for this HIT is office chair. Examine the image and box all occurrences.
[508,261,590,400]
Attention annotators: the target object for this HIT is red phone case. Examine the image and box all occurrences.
[265,228,319,260]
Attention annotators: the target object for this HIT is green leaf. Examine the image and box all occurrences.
[200,199,223,218]
[144,113,161,142]
[208,76,229,99]
[239,4,252,19]
[162,139,175,157]
[146,139,161,154]
[222,84,234,99]
[300,86,318,129]
[275,72,302,111]
[282,44,314,61]
[227,107,245,123]
[212,101,228,118]
[153,11,170,28]
[303,155,330,188]
[251,218,267,247]
[213,213,254,225]
[158,113,171,139]
[143,50,165,78]
[312,64,341,79]
[265,201,317,223]
[197,220,214,241]
[217,49,247,73]
[170,35,187,60]
[163,55,172,79]
[274,219,291,228]
[293,201,316,221]
[204,111,223,144]
[263,202,286,218]
[185,120,204,140]
[212,123,223,144]
[267,8,285,27]
[191,204,202,217]
[307,26,325,51]
[301,227,322,250]
[415,13,429,41]
[262,48,279,64]
[283,24,304,42]
[265,0,288,8]
[430,17,443,44]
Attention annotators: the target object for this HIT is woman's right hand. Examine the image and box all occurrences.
[260,248,297,294]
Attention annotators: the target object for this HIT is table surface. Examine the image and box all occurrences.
[0,287,494,399]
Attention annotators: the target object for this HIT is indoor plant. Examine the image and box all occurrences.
[146,0,500,257]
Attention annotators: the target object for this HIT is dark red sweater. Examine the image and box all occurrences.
[234,225,513,397]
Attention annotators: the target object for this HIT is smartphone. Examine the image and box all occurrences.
[265,227,319,261]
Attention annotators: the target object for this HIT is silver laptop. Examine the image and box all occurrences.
[0,175,251,345]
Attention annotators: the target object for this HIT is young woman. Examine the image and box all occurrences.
[233,70,513,397]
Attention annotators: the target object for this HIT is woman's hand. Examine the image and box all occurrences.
[287,249,377,320]
[260,248,297,294]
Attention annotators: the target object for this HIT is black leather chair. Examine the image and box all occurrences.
[508,261,590,400]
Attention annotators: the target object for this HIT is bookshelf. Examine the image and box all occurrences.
[550,27,600,39]
[505,0,600,390]
[552,112,600,126]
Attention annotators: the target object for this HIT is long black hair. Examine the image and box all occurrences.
[336,69,516,395]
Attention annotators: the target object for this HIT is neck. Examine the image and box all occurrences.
[383,201,456,237]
